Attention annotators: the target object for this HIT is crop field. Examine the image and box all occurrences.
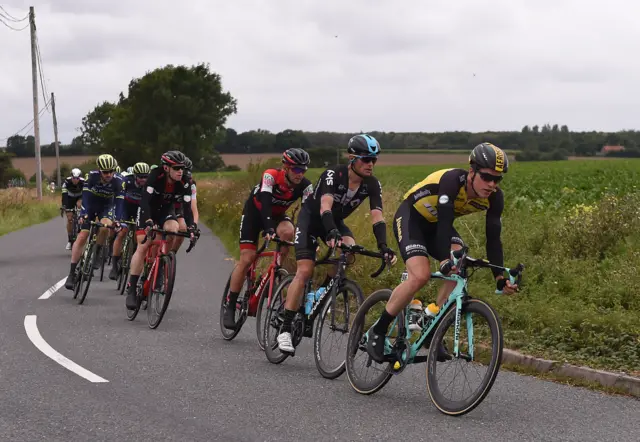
[197,159,640,373]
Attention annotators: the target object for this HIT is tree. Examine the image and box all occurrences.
[80,101,116,150]
[99,63,238,166]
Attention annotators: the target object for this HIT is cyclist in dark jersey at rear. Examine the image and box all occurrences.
[125,150,196,310]
[275,135,396,354]
[61,167,84,250]
[222,148,313,330]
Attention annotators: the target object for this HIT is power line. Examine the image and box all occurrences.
[0,6,28,21]
[35,33,50,112]
[0,97,51,143]
[0,16,28,30]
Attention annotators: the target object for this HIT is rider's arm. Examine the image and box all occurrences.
[434,171,463,261]
[190,179,199,224]
[79,175,92,217]
[318,169,338,233]
[114,178,126,221]
[180,181,194,227]
[257,170,277,232]
[486,188,505,278]
[139,171,156,224]
[61,180,68,206]
[368,178,388,248]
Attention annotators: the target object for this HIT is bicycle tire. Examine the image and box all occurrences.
[426,298,503,417]
[346,288,395,395]
[314,279,364,380]
[76,243,97,305]
[255,268,288,351]
[99,242,107,282]
[127,265,147,321]
[263,274,294,364]
[117,234,130,291]
[147,252,177,329]
[218,266,251,341]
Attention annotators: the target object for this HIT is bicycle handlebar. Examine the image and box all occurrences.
[141,227,200,253]
[256,236,295,255]
[317,242,388,278]
[445,246,525,293]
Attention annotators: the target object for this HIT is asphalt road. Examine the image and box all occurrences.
[0,218,638,442]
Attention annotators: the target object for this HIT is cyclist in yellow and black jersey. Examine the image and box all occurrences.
[366,142,518,364]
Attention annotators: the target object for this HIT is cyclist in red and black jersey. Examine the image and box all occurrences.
[172,156,199,253]
[125,150,196,310]
[222,148,313,330]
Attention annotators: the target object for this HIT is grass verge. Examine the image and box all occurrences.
[0,188,60,236]
[197,159,640,373]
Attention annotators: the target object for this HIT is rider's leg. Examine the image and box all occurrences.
[171,216,188,252]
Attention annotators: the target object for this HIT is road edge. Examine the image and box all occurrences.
[501,348,640,397]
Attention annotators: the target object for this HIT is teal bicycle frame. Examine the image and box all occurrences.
[382,249,523,368]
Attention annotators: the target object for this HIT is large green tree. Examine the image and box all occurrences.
[88,63,237,168]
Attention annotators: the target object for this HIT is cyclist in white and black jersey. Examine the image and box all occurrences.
[276,134,397,353]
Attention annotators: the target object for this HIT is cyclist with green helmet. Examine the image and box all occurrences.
[108,162,151,280]
[64,154,125,290]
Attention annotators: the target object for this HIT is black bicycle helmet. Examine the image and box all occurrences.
[469,142,509,174]
[161,150,187,166]
[184,157,193,171]
[347,134,380,157]
[282,148,310,166]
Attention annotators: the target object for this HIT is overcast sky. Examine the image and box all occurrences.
[1,0,638,144]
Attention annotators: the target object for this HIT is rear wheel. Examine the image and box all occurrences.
[263,274,295,364]
[219,266,251,341]
[147,252,177,329]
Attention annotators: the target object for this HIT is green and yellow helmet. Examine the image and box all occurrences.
[96,154,117,171]
[133,162,151,175]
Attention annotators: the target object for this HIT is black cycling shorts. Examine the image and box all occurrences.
[80,202,114,231]
[392,199,462,263]
[135,204,179,233]
[63,196,81,210]
[239,198,292,250]
[294,206,354,261]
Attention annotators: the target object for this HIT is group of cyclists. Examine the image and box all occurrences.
[60,150,199,312]
[59,135,518,364]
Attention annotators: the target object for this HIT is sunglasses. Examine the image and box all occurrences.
[100,169,114,174]
[357,156,377,164]
[135,174,149,179]
[290,166,307,174]
[477,171,503,183]
[170,165,185,171]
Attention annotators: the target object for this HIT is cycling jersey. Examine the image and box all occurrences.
[119,174,145,221]
[394,168,504,275]
[140,167,193,228]
[249,168,313,231]
[61,176,84,208]
[303,164,382,221]
[80,170,124,224]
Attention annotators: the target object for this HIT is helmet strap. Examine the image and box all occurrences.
[349,159,367,180]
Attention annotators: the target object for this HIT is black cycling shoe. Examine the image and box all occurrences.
[65,272,75,290]
[365,329,386,364]
[108,263,119,281]
[223,304,237,330]
[125,287,138,310]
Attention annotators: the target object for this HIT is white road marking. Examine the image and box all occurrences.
[23,315,109,383]
[38,277,67,299]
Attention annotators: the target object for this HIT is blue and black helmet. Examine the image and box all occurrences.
[347,134,380,157]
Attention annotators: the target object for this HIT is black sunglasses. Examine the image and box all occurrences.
[357,156,377,164]
[290,166,307,174]
[100,169,114,174]
[170,165,185,171]
[135,174,149,179]
[477,171,503,183]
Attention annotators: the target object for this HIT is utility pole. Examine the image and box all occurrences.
[29,6,42,200]
[51,92,61,187]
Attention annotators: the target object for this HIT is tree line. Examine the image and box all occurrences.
[2,62,639,172]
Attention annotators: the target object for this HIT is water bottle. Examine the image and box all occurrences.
[305,291,315,315]
[425,303,440,318]
[314,287,326,302]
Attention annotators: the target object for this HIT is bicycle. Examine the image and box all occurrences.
[264,242,388,380]
[98,232,114,282]
[71,221,116,305]
[115,220,138,296]
[60,206,81,244]
[126,227,200,329]
[219,236,292,349]
[345,246,524,416]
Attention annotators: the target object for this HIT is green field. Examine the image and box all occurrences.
[197,159,640,373]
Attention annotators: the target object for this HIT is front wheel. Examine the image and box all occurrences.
[147,252,177,329]
[426,298,503,417]
[219,266,250,341]
[263,274,295,364]
[313,279,364,380]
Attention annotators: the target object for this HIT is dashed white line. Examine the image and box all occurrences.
[24,315,109,383]
[38,277,67,299]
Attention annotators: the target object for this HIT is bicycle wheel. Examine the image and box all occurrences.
[76,243,97,305]
[345,289,397,395]
[127,266,147,321]
[314,279,364,380]
[263,274,294,364]
[219,266,251,341]
[255,268,288,350]
[426,298,503,417]
[99,242,108,282]
[117,234,130,292]
[147,252,177,329]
